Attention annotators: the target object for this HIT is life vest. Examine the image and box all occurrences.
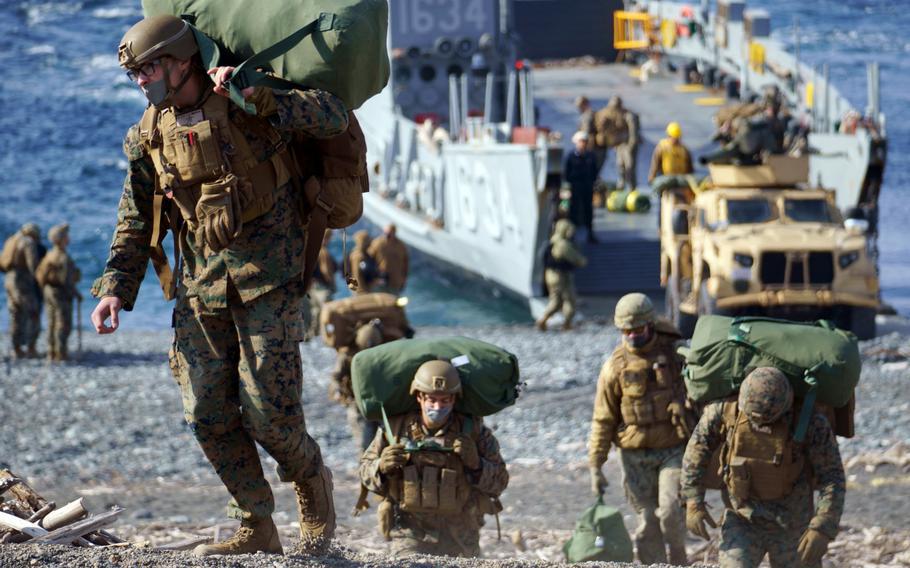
[611,339,691,449]
[720,401,806,502]
[658,138,690,175]
[385,415,477,516]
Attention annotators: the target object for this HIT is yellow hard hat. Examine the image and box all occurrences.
[666,122,682,139]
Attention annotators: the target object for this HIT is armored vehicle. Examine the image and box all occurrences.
[661,156,879,339]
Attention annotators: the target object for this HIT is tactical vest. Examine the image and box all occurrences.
[139,91,290,236]
[386,416,475,516]
[658,139,690,175]
[594,108,630,148]
[615,342,686,437]
[720,401,805,502]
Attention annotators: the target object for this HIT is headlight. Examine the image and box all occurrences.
[839,250,861,269]
[733,253,754,267]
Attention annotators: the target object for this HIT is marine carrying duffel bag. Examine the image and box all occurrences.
[320,293,410,350]
[142,0,390,111]
[350,337,521,421]
[679,315,861,440]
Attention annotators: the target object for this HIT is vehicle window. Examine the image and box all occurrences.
[726,199,774,224]
[784,199,833,223]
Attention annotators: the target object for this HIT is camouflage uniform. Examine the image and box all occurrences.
[368,234,409,295]
[615,110,640,190]
[3,225,41,357]
[681,401,846,567]
[536,220,588,330]
[360,411,509,557]
[589,326,690,565]
[93,85,348,522]
[35,224,81,361]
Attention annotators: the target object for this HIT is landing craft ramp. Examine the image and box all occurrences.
[533,62,720,296]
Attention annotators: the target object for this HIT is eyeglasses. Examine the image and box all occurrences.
[125,59,162,82]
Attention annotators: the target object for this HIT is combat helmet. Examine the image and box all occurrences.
[118,15,198,69]
[20,223,40,240]
[738,367,793,425]
[410,360,462,396]
[48,223,69,246]
[614,293,655,330]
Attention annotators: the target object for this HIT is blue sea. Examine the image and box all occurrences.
[0,0,907,331]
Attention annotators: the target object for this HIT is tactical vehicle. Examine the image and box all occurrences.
[661,156,879,339]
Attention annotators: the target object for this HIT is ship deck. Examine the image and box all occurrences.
[532,62,724,317]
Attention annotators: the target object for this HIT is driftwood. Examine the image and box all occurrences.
[42,498,87,530]
[155,536,212,551]
[33,507,124,545]
[0,471,122,548]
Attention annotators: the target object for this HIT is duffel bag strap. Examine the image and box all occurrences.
[302,177,333,292]
[793,366,821,443]
[224,14,337,115]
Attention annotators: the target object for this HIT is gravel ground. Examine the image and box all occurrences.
[1,317,909,567]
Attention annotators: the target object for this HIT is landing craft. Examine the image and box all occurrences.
[357,0,887,337]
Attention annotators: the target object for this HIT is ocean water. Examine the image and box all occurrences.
[0,0,906,331]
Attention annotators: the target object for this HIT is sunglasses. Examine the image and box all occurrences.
[125,59,162,82]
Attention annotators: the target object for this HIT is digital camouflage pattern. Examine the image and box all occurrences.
[537,220,587,329]
[4,227,41,355]
[36,241,81,360]
[619,445,687,565]
[738,367,793,425]
[169,279,323,520]
[93,85,348,522]
[681,401,846,567]
[359,411,509,557]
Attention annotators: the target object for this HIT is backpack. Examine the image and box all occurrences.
[0,234,18,272]
[543,242,574,272]
[350,337,521,422]
[563,497,634,563]
[320,293,411,350]
[679,315,861,441]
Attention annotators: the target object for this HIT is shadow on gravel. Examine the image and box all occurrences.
[70,350,166,367]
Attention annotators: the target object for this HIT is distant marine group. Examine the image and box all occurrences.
[1,222,81,361]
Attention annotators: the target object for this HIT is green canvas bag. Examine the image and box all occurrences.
[142,0,390,111]
[679,315,861,440]
[350,337,520,421]
[563,497,634,563]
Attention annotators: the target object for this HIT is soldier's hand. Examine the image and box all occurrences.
[685,500,716,540]
[378,443,407,474]
[589,466,608,496]
[453,435,481,470]
[207,66,255,98]
[797,528,830,565]
[91,296,123,335]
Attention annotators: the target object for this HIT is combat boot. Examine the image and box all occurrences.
[13,346,26,359]
[193,517,282,557]
[26,345,38,359]
[561,320,574,331]
[535,319,547,332]
[293,465,335,554]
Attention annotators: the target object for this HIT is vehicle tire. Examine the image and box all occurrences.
[665,276,682,327]
[850,307,877,340]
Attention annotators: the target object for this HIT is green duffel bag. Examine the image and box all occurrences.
[351,337,520,422]
[142,0,390,111]
[680,315,860,439]
[563,497,634,563]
